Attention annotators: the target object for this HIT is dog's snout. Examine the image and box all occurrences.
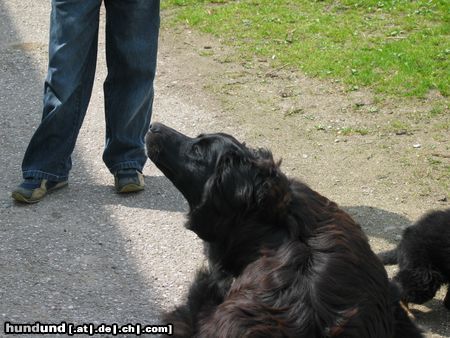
[148,122,192,143]
[150,122,163,133]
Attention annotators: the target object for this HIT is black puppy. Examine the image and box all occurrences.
[379,209,450,310]
[146,122,422,337]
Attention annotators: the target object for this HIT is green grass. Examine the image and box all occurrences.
[429,103,448,117]
[163,0,449,98]
[339,127,370,135]
[389,119,410,132]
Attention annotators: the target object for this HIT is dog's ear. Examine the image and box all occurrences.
[211,149,256,211]
[186,150,251,242]
[212,148,291,215]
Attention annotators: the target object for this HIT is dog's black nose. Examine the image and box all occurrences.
[150,122,162,133]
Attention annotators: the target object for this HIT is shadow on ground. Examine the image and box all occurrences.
[345,205,411,243]
[64,176,187,213]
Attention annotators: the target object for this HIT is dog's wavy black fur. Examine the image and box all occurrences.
[146,122,422,338]
[379,209,450,309]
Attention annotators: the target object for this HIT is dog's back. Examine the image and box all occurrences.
[200,239,420,337]
[198,181,422,337]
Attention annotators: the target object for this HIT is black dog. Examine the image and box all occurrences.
[146,122,422,337]
[379,209,450,310]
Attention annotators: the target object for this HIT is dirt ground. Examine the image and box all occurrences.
[156,15,450,337]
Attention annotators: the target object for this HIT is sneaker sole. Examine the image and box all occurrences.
[11,191,41,204]
[117,184,145,194]
[11,181,68,204]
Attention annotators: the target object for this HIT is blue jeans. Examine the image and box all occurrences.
[22,0,160,181]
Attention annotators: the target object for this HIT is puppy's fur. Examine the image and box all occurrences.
[146,123,422,337]
[379,209,450,309]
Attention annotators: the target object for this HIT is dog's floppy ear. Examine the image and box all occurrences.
[212,148,291,215]
[186,149,251,242]
[210,149,256,211]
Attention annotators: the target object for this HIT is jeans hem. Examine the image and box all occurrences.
[22,170,69,182]
[109,161,142,174]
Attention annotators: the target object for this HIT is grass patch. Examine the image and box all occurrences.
[199,49,215,57]
[429,103,448,117]
[163,0,449,98]
[386,119,410,134]
[339,127,370,136]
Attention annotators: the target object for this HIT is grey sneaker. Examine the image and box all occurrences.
[11,178,68,204]
[114,169,145,193]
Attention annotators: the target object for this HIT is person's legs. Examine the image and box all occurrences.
[102,0,160,174]
[21,0,102,182]
[12,0,102,203]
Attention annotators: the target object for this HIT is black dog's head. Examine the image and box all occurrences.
[146,123,291,242]
[394,268,444,305]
